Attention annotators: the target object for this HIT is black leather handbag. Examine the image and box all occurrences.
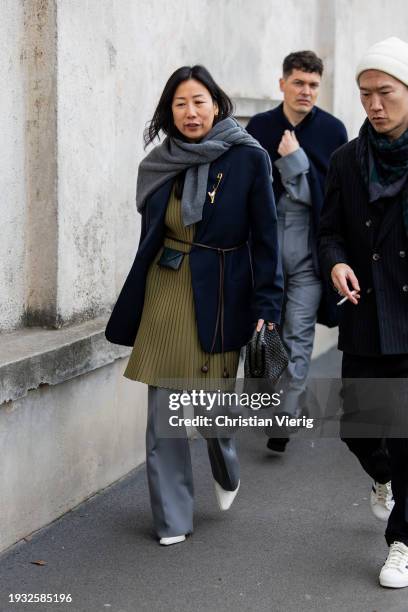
[244,324,289,383]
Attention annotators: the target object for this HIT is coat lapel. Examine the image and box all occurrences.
[195,162,231,239]
[144,161,232,240]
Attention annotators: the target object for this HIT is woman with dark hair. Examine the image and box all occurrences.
[106,65,283,545]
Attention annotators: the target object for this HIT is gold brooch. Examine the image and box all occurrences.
[208,172,223,204]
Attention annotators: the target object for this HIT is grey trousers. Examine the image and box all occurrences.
[278,210,322,416]
[146,386,240,538]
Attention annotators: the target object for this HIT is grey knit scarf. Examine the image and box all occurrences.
[136,117,271,226]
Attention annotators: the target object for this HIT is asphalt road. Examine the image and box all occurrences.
[1,348,407,612]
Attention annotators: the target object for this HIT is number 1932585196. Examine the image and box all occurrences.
[9,593,72,603]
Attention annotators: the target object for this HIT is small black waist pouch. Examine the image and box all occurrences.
[157,246,185,270]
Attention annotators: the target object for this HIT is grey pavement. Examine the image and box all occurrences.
[1,348,407,612]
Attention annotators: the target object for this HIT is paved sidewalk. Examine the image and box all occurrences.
[1,349,407,612]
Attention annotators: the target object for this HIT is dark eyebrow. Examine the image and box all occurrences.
[360,86,393,93]
[293,79,319,86]
[174,93,206,100]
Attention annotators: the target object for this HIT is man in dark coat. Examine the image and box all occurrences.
[318,37,408,588]
[247,51,347,453]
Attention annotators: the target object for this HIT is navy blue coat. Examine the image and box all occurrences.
[105,145,284,353]
[247,104,348,327]
[247,105,347,270]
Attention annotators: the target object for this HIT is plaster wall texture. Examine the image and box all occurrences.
[3,0,408,552]
[51,0,408,324]
[0,2,26,332]
[56,1,118,323]
[0,359,146,554]
[54,0,324,323]
[24,0,59,327]
[333,0,408,137]
[3,0,408,332]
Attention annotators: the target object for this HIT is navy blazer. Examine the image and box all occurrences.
[105,144,284,353]
[247,104,348,328]
[318,139,408,355]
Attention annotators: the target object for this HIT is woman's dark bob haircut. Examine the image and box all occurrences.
[144,65,233,147]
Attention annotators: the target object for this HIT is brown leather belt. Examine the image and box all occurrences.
[166,236,247,378]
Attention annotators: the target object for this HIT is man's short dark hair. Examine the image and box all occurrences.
[282,51,324,78]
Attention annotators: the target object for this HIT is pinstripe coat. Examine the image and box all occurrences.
[318,138,408,356]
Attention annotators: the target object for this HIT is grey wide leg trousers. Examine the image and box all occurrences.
[278,210,322,416]
[146,386,240,538]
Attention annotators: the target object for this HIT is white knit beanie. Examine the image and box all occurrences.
[356,37,408,86]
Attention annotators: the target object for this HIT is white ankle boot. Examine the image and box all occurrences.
[159,535,186,546]
[214,480,240,511]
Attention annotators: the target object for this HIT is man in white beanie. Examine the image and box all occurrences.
[319,37,408,588]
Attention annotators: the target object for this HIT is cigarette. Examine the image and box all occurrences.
[336,290,357,306]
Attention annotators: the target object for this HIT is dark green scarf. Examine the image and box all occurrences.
[357,119,408,237]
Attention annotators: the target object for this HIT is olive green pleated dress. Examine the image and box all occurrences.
[124,187,240,390]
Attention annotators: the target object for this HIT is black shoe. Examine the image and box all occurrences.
[267,437,290,453]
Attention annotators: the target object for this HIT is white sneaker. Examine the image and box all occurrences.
[214,480,240,511]
[370,481,394,521]
[159,535,186,546]
[379,541,408,588]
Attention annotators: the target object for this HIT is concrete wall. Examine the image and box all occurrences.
[0,1,26,332]
[333,0,408,137]
[57,1,119,323]
[2,0,330,333]
[2,0,408,554]
[0,0,391,334]
[55,0,325,325]
[0,359,145,553]
[3,0,408,333]
[24,0,59,328]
